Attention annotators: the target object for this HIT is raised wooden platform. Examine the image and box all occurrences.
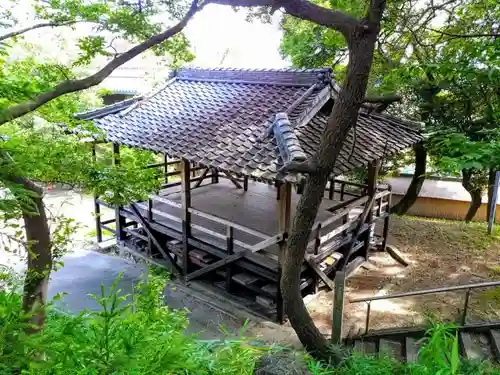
[96,171,391,322]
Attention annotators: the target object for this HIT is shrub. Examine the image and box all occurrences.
[0,272,263,375]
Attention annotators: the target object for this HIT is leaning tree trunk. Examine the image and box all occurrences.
[20,179,52,333]
[392,142,427,215]
[281,14,383,361]
[462,169,483,223]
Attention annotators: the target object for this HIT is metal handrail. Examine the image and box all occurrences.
[350,280,500,303]
[349,280,500,335]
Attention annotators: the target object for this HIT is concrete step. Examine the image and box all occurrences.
[460,332,486,360]
[405,336,420,363]
[353,339,377,355]
[379,338,403,361]
[490,329,500,362]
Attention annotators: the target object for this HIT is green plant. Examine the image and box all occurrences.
[0,270,268,374]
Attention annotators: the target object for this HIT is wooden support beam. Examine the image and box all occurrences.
[186,252,244,281]
[193,168,210,189]
[381,186,392,251]
[222,170,242,189]
[243,176,249,191]
[331,271,346,344]
[363,160,380,258]
[130,204,181,274]
[277,181,292,324]
[211,168,219,183]
[92,143,103,243]
[112,143,126,241]
[304,256,335,290]
[164,154,169,185]
[226,226,234,292]
[328,179,335,200]
[181,159,191,278]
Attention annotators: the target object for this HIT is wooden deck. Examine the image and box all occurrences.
[97,170,392,323]
[133,179,340,256]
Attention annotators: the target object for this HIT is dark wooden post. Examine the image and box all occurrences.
[112,143,126,242]
[363,160,379,258]
[147,198,153,257]
[164,154,169,185]
[331,271,346,344]
[276,181,281,200]
[181,159,191,279]
[277,181,292,324]
[226,226,234,292]
[211,168,219,184]
[243,176,249,191]
[92,144,103,243]
[328,178,335,200]
[381,185,392,251]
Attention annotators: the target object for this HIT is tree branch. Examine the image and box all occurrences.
[0,21,77,42]
[0,0,200,126]
[429,28,500,39]
[208,0,360,38]
[363,93,401,104]
[279,159,318,174]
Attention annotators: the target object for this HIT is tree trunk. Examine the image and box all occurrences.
[21,180,52,333]
[392,142,427,215]
[462,169,482,223]
[281,19,383,361]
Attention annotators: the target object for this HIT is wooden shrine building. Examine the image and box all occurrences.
[79,68,422,322]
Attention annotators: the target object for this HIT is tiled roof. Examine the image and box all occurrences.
[79,67,423,182]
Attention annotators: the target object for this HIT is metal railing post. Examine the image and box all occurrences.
[461,288,471,325]
[365,301,371,335]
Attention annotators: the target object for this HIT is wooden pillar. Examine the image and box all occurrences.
[164,154,169,185]
[243,176,249,191]
[328,178,335,200]
[226,226,234,292]
[211,168,219,184]
[181,159,191,279]
[92,144,102,243]
[363,160,379,258]
[277,181,292,324]
[381,185,392,251]
[276,181,281,200]
[112,143,126,242]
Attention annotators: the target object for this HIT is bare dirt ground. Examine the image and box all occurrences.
[306,216,500,337]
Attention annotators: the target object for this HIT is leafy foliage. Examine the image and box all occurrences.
[306,323,500,375]
[0,271,268,375]
[280,0,500,217]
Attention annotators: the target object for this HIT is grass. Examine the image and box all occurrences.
[306,323,500,375]
[392,215,500,254]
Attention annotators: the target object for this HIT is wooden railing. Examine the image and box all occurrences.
[129,194,285,278]
[325,179,368,201]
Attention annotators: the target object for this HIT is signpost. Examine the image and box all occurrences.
[487,171,500,234]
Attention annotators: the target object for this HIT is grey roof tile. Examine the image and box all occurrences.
[83,67,422,182]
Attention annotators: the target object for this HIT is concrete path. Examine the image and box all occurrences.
[48,249,249,339]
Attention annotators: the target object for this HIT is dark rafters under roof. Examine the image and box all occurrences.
[77,67,423,183]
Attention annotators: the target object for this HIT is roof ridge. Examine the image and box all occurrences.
[175,67,333,87]
[119,75,177,117]
[75,96,144,121]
